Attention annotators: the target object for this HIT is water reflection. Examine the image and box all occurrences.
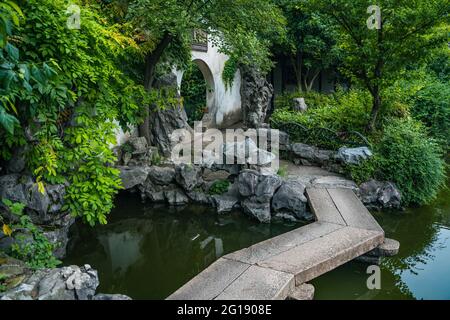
[64,196,299,299]
[312,182,450,300]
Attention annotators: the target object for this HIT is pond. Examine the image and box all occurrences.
[64,195,300,299]
[312,183,450,300]
[64,181,450,300]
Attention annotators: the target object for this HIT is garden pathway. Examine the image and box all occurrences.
[167,164,386,300]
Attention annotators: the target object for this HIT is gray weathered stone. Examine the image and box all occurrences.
[292,98,308,112]
[213,195,239,214]
[1,265,99,300]
[128,136,148,154]
[358,180,401,210]
[119,166,150,190]
[287,283,315,300]
[272,179,308,219]
[336,146,372,165]
[175,164,203,191]
[164,189,189,206]
[147,166,176,185]
[291,143,335,165]
[242,197,271,223]
[240,65,273,128]
[149,104,192,157]
[237,170,260,197]
[0,174,67,225]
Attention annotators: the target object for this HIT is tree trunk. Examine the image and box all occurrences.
[305,70,320,92]
[367,87,381,132]
[138,32,173,143]
[291,52,303,92]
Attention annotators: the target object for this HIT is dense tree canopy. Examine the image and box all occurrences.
[307,0,450,130]
[274,0,340,92]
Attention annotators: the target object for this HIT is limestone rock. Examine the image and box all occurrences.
[358,180,401,210]
[272,179,308,219]
[240,65,273,128]
[291,143,335,165]
[213,195,239,214]
[175,164,203,191]
[241,197,271,223]
[128,136,148,154]
[149,104,192,157]
[336,147,372,165]
[147,166,176,185]
[1,265,99,300]
[119,166,150,190]
[292,98,308,112]
[0,174,67,225]
[164,189,189,206]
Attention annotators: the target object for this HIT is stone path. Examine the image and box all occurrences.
[167,184,385,300]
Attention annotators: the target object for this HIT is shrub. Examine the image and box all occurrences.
[272,88,371,149]
[2,199,61,269]
[208,180,231,195]
[274,90,334,110]
[411,81,450,151]
[372,119,445,206]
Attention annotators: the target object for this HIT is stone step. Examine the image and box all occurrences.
[287,283,315,300]
[223,222,344,265]
[327,188,384,233]
[166,258,250,300]
[214,265,294,300]
[306,188,346,225]
[258,226,384,285]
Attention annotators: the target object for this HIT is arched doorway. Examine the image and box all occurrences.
[180,59,215,125]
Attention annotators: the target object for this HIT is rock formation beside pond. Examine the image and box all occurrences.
[240,65,273,128]
[358,180,402,210]
[0,174,72,259]
[0,254,130,300]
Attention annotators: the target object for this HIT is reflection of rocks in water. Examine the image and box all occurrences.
[65,197,298,299]
[97,218,153,277]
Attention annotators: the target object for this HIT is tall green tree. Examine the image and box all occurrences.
[124,0,286,141]
[274,0,340,92]
[308,0,450,131]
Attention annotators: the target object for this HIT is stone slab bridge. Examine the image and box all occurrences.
[167,187,399,300]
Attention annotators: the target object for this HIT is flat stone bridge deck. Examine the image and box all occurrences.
[168,185,386,300]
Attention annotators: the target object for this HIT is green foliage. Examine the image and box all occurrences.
[222,56,238,90]
[208,179,231,195]
[181,62,207,124]
[274,0,340,91]
[367,119,445,206]
[0,0,147,226]
[411,81,450,151]
[0,273,6,292]
[274,90,334,110]
[307,0,450,128]
[127,0,286,75]
[0,0,23,47]
[272,88,372,148]
[277,165,288,178]
[2,199,61,269]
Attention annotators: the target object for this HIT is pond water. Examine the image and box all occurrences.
[312,182,450,300]
[64,195,300,299]
[65,181,450,300]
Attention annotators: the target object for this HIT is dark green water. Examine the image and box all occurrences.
[312,185,450,300]
[64,195,299,299]
[65,184,450,300]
